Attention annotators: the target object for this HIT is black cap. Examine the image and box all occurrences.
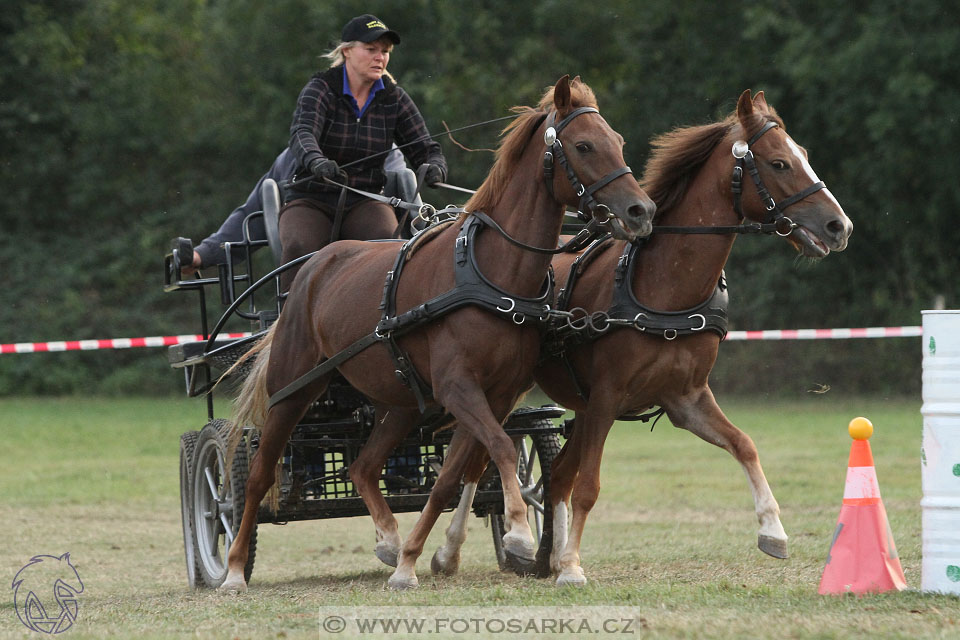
[341,14,400,45]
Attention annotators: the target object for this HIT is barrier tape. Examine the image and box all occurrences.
[724,326,922,341]
[0,333,253,355]
[0,326,923,355]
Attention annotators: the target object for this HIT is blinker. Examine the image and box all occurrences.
[732,140,749,159]
[544,127,557,146]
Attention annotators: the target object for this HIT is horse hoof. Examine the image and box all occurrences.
[387,573,419,590]
[218,575,247,594]
[375,542,400,567]
[431,549,459,576]
[556,568,587,587]
[505,550,537,576]
[758,535,789,559]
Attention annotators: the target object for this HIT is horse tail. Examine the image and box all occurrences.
[223,322,278,499]
[230,323,277,434]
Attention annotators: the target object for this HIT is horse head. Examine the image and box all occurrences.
[543,75,656,240]
[733,89,853,257]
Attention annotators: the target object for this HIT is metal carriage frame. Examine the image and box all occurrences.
[164,179,565,588]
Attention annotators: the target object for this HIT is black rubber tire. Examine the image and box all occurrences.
[191,419,258,588]
[490,424,561,573]
[179,430,201,588]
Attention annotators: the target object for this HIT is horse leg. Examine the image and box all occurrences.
[665,386,788,559]
[221,396,314,592]
[385,429,484,589]
[438,384,536,566]
[347,406,421,568]
[554,406,617,586]
[429,432,490,577]
[545,414,585,575]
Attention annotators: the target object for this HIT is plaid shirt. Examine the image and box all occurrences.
[288,66,446,203]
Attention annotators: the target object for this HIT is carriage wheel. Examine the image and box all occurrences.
[191,419,258,588]
[490,426,561,573]
[179,431,201,588]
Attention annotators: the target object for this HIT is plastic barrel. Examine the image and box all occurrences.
[921,310,960,593]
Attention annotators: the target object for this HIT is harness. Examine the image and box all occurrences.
[545,118,827,407]
[268,105,633,412]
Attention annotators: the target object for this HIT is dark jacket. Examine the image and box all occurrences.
[288,66,446,205]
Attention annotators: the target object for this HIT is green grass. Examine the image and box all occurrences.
[0,394,958,639]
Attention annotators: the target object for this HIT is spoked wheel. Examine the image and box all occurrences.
[491,425,561,573]
[191,419,257,588]
[179,431,201,588]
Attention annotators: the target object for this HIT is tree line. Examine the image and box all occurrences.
[2,0,956,396]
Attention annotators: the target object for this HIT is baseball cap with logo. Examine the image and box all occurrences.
[341,14,400,45]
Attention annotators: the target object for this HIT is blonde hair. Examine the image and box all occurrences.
[323,40,396,82]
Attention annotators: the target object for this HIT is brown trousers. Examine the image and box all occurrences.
[278,198,398,291]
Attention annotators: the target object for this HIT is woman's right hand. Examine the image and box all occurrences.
[310,158,341,181]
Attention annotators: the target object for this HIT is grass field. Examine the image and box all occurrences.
[1,394,958,639]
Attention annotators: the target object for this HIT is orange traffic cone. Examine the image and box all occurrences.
[819,417,907,595]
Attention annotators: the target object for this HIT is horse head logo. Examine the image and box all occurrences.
[12,553,84,634]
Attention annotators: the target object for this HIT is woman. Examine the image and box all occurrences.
[280,14,447,289]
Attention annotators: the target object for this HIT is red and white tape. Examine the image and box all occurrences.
[0,333,253,355]
[0,326,923,355]
[724,326,922,341]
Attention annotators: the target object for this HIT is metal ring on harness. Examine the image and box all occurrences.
[417,203,436,222]
[632,312,648,332]
[496,297,516,313]
[688,314,707,331]
[512,313,526,325]
[664,329,678,340]
[588,311,610,333]
[567,307,590,330]
[775,216,797,237]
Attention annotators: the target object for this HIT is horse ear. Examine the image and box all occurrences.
[752,90,769,111]
[553,75,572,115]
[571,75,582,85]
[736,89,756,130]
[736,89,754,118]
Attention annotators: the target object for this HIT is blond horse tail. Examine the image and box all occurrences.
[223,322,280,509]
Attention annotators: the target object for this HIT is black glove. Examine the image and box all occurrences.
[421,163,445,187]
[310,158,341,182]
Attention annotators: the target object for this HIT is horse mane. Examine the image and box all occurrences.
[641,104,784,216]
[465,80,599,213]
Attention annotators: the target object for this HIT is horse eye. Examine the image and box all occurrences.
[575,142,592,153]
[771,159,789,170]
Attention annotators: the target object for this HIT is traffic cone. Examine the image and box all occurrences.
[819,417,907,595]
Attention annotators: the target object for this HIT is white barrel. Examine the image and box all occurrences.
[921,310,960,593]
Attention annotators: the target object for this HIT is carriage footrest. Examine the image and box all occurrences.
[168,333,265,372]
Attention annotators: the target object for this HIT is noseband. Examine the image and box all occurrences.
[731,121,827,236]
[542,107,634,220]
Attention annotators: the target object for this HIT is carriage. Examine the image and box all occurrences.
[164,177,566,589]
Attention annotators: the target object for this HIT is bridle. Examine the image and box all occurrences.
[731,120,826,236]
[652,119,828,237]
[542,106,634,224]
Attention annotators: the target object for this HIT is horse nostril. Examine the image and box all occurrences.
[629,201,656,221]
[826,219,846,236]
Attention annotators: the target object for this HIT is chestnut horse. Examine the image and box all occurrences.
[424,89,853,586]
[219,76,656,592]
